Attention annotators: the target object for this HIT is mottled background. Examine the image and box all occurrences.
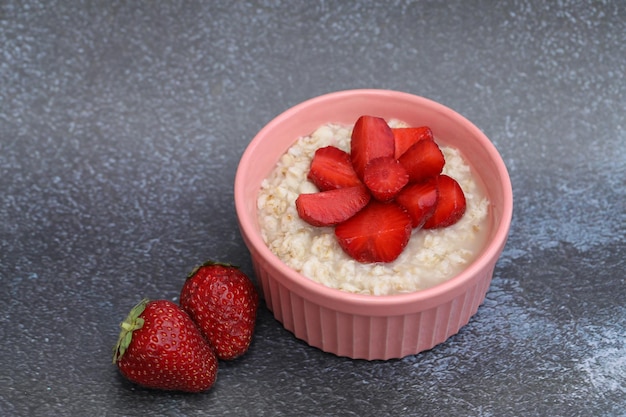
[1,1,625,416]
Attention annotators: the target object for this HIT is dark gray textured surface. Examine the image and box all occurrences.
[1,1,625,416]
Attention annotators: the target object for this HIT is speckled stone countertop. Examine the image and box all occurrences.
[1,1,625,416]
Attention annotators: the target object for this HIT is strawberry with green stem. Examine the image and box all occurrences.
[113,298,218,393]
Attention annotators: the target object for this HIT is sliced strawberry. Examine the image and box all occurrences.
[392,126,434,159]
[398,139,445,183]
[296,185,371,227]
[395,178,439,228]
[334,201,412,263]
[363,156,409,202]
[350,115,395,181]
[423,175,466,229]
[307,146,362,191]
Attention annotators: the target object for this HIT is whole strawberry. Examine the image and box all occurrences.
[180,261,259,360]
[113,298,218,392]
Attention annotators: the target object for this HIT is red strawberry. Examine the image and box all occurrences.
[395,178,439,228]
[307,146,362,190]
[392,126,434,159]
[363,156,409,202]
[350,115,395,180]
[180,261,259,360]
[334,201,412,263]
[296,185,371,227]
[398,139,445,183]
[423,175,466,229]
[113,299,218,392]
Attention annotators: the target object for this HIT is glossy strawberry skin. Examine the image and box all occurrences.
[363,156,409,202]
[307,146,362,190]
[423,175,467,229]
[392,126,434,159]
[350,115,395,180]
[395,178,439,228]
[180,262,259,360]
[398,139,445,183]
[334,201,412,263]
[113,299,218,393]
[295,185,371,227]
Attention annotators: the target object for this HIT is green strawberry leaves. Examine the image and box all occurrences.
[112,298,148,363]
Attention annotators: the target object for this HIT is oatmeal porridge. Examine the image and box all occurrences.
[257,120,489,295]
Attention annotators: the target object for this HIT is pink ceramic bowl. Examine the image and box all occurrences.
[234,89,512,360]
